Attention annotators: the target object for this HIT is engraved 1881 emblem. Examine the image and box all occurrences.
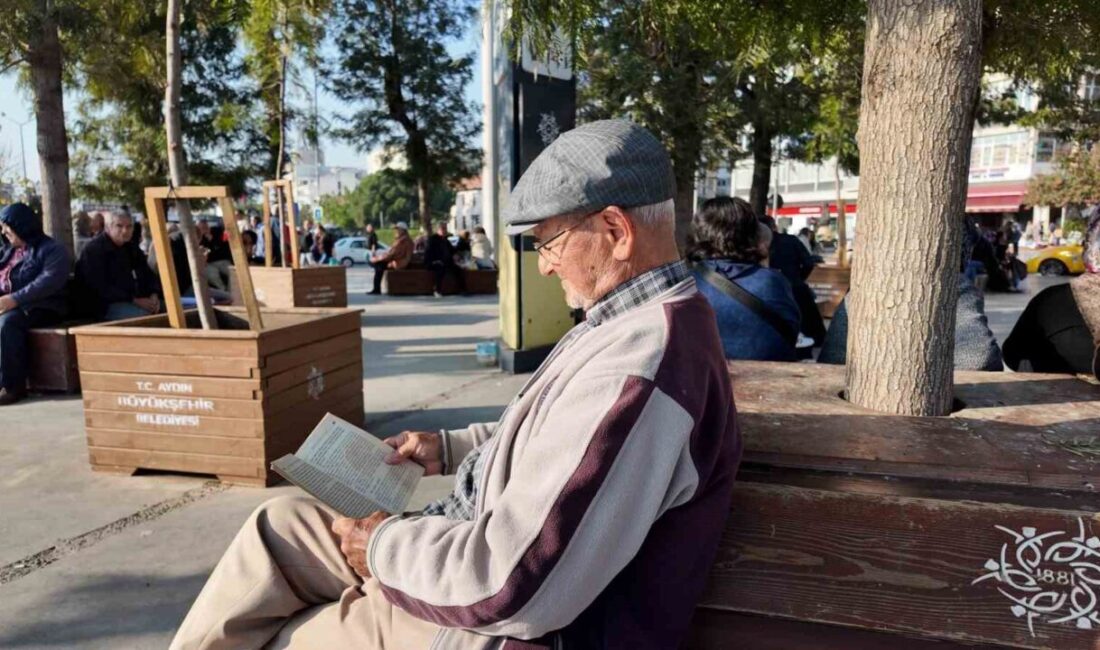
[972,518,1100,635]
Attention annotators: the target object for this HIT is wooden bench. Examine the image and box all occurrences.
[28,323,87,393]
[687,361,1100,649]
[382,268,498,296]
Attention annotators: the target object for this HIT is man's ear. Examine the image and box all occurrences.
[601,206,635,261]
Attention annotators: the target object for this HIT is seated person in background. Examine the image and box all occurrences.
[470,225,496,269]
[424,221,466,297]
[0,203,71,406]
[198,219,233,291]
[367,221,413,295]
[819,219,1004,371]
[75,210,161,321]
[72,210,94,258]
[89,211,105,237]
[241,230,258,262]
[306,225,334,266]
[689,197,801,361]
[454,229,473,267]
[762,215,827,346]
[1004,212,1100,379]
[147,230,233,305]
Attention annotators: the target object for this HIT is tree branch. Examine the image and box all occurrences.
[0,56,26,75]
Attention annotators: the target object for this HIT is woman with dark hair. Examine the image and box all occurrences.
[1004,211,1100,379]
[688,196,801,361]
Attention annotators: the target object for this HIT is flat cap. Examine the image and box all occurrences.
[503,119,676,235]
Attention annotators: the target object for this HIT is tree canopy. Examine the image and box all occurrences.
[326,0,481,231]
[320,168,454,230]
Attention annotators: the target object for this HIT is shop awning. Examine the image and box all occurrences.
[965,182,1028,213]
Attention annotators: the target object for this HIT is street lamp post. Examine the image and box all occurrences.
[0,112,32,187]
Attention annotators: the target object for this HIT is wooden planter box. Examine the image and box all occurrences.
[72,307,363,486]
[690,361,1100,649]
[244,266,348,308]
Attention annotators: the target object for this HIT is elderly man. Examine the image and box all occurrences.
[74,211,161,321]
[0,203,70,406]
[367,221,413,295]
[171,120,741,649]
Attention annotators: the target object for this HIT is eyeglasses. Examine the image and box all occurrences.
[532,209,601,259]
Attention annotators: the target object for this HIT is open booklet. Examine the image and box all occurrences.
[271,413,424,518]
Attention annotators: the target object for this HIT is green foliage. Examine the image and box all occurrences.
[320,169,454,230]
[1025,146,1100,207]
[979,0,1100,141]
[326,0,481,229]
[242,0,329,177]
[69,0,264,207]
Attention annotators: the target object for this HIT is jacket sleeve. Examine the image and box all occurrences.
[11,242,70,307]
[441,422,497,475]
[367,370,699,639]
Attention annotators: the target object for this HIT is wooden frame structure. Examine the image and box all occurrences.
[261,179,300,268]
[143,185,263,330]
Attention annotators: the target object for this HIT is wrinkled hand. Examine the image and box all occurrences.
[0,295,17,314]
[332,511,389,578]
[383,430,443,476]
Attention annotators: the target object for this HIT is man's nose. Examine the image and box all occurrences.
[537,253,554,276]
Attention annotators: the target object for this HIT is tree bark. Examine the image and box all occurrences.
[749,123,772,218]
[416,174,431,233]
[834,161,848,268]
[166,0,217,330]
[846,0,982,416]
[27,3,73,258]
[275,52,287,180]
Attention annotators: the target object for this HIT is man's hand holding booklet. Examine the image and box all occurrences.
[271,413,425,518]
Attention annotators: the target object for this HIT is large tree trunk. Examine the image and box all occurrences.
[749,124,772,218]
[673,181,694,253]
[166,0,217,330]
[416,174,431,233]
[846,0,981,416]
[27,6,73,258]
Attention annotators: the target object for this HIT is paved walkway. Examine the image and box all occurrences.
[0,268,526,649]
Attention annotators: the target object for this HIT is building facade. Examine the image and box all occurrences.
[449,176,483,232]
[291,147,368,214]
[697,74,1099,241]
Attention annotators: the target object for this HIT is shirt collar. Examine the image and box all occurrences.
[585,260,691,327]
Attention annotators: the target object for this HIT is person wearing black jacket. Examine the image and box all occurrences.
[0,203,71,405]
[425,222,466,297]
[199,219,233,290]
[75,211,161,320]
[1003,212,1100,378]
[760,215,826,346]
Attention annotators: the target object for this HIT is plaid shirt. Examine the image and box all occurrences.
[421,260,691,520]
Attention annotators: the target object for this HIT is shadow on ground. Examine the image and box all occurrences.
[0,572,204,648]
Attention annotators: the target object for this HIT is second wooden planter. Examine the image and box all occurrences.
[72,307,363,486]
[246,266,348,308]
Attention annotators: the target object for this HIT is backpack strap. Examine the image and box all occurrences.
[694,262,799,345]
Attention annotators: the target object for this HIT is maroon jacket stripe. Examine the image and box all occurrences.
[380,375,655,628]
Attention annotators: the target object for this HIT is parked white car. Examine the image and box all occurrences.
[334,237,388,267]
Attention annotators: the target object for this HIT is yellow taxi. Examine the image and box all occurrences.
[1024,244,1086,276]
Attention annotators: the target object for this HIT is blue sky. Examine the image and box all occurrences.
[0,21,482,184]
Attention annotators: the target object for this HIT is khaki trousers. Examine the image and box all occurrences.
[170,495,441,650]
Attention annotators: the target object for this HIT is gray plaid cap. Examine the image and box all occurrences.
[503,119,676,235]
